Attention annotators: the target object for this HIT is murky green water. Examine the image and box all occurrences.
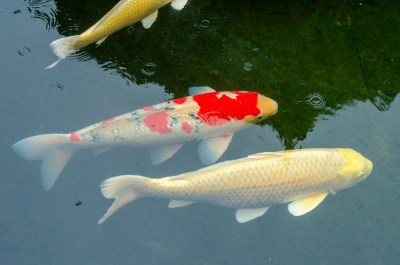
[1,0,399,264]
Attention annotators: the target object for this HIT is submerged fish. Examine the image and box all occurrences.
[98,148,372,224]
[45,0,189,68]
[12,86,278,190]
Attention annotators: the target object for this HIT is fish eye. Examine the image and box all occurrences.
[256,114,263,119]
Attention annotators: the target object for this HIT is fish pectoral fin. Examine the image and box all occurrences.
[198,134,233,165]
[171,0,189,11]
[235,207,270,223]
[288,193,328,216]
[150,144,183,166]
[168,200,195,208]
[188,86,216,96]
[92,147,112,156]
[96,36,108,46]
[141,10,158,29]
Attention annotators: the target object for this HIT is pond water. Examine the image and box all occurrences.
[1,0,399,264]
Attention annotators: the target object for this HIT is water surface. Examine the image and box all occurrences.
[1,0,399,264]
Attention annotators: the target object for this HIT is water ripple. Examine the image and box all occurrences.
[305,93,326,109]
[141,62,157,76]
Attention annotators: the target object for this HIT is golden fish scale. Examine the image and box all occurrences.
[76,0,171,48]
[149,149,345,208]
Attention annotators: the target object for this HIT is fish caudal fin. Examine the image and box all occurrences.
[98,175,150,224]
[45,35,80,69]
[12,134,76,190]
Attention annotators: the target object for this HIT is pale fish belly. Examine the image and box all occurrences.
[148,149,346,208]
[76,0,172,48]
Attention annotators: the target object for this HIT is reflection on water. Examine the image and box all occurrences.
[2,1,399,265]
[26,0,400,149]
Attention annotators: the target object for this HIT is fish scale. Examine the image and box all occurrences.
[46,0,187,68]
[98,148,372,224]
[147,148,343,208]
[77,0,171,49]
[13,87,278,191]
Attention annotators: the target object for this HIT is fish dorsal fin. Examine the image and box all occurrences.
[198,134,233,165]
[168,200,194,208]
[171,0,189,11]
[141,10,158,29]
[235,207,270,223]
[288,193,328,216]
[188,86,216,96]
[169,151,283,181]
[87,0,129,34]
[247,152,283,159]
[149,144,182,166]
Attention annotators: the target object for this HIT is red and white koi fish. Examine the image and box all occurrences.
[12,86,278,190]
[45,0,189,68]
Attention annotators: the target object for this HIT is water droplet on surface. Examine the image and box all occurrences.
[243,62,253,71]
[141,62,157,76]
[199,19,211,28]
[305,93,325,109]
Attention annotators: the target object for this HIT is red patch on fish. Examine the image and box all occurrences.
[142,106,157,111]
[182,122,192,133]
[69,132,81,142]
[192,92,260,126]
[143,111,172,135]
[172,97,187,105]
[101,117,115,124]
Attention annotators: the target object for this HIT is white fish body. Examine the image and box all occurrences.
[99,148,372,224]
[12,87,278,190]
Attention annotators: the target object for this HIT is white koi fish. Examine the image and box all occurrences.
[98,148,372,224]
[46,0,189,68]
[12,86,278,190]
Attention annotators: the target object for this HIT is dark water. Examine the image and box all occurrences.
[1,0,399,264]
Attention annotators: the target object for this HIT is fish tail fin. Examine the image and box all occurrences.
[98,175,150,224]
[45,35,80,69]
[12,134,76,190]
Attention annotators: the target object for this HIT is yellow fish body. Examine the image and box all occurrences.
[98,148,372,224]
[46,0,189,68]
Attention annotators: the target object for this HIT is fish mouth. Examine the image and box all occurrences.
[362,159,373,180]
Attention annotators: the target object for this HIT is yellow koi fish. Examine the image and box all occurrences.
[99,148,372,224]
[46,0,189,68]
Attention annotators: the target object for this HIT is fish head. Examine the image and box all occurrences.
[330,149,373,192]
[241,92,278,124]
[192,91,277,126]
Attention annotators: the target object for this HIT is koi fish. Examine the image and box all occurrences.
[12,86,278,190]
[45,0,189,68]
[98,148,372,224]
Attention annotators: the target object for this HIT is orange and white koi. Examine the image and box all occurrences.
[46,0,189,68]
[12,86,278,190]
[98,148,372,224]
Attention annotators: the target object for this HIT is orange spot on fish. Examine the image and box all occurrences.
[101,117,115,124]
[143,112,172,135]
[69,132,80,142]
[142,106,157,111]
[192,92,260,126]
[182,122,192,133]
[172,97,187,104]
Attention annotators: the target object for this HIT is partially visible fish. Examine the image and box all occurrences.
[12,86,278,190]
[46,0,189,68]
[98,148,372,224]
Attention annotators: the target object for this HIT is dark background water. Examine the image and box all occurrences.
[1,0,399,264]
